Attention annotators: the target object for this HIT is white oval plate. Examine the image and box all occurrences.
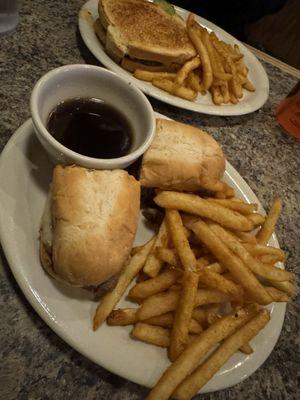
[78,0,269,116]
[0,116,285,393]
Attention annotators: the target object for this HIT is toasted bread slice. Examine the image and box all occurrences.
[98,0,196,66]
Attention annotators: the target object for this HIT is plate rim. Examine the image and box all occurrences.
[0,118,285,393]
[78,0,269,116]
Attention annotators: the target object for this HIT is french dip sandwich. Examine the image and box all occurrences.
[140,119,225,191]
[94,0,196,72]
[40,165,140,287]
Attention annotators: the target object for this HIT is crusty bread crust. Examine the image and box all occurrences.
[41,166,140,287]
[140,119,225,192]
[98,0,196,65]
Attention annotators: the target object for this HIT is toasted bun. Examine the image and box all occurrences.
[40,166,140,287]
[98,0,196,65]
[140,119,225,192]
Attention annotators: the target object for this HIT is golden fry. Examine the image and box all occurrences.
[173,310,270,399]
[206,198,257,214]
[93,237,155,330]
[256,198,282,245]
[155,191,254,231]
[146,305,259,400]
[144,218,169,277]
[152,78,197,101]
[175,56,201,85]
[134,69,177,82]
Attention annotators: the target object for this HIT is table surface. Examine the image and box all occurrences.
[0,1,299,399]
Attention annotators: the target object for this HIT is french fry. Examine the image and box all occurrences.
[208,224,293,282]
[206,198,258,214]
[187,16,213,90]
[175,56,201,85]
[219,82,230,103]
[93,237,155,330]
[145,313,203,334]
[204,304,221,326]
[134,69,177,82]
[258,254,282,264]
[173,309,270,400]
[210,85,223,105]
[129,269,181,299]
[132,323,171,347]
[243,243,285,260]
[186,70,201,92]
[187,220,272,305]
[205,262,225,274]
[136,288,230,321]
[199,269,243,297]
[155,191,254,231]
[243,78,256,92]
[264,286,290,302]
[232,231,257,244]
[191,307,206,325]
[165,209,199,360]
[264,279,296,297]
[256,198,282,245]
[146,304,259,400]
[169,271,199,360]
[165,210,198,273]
[107,308,137,326]
[156,247,181,266]
[248,213,266,226]
[144,218,169,277]
[152,78,197,101]
[239,343,254,354]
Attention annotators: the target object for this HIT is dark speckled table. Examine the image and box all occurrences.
[0,1,299,399]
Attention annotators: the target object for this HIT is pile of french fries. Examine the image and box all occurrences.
[133,14,255,105]
[93,183,295,400]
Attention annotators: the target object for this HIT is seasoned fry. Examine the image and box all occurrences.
[256,198,282,245]
[129,269,181,299]
[173,309,270,399]
[169,271,199,360]
[264,286,290,302]
[264,279,296,296]
[107,308,137,326]
[232,231,257,244]
[239,343,254,354]
[187,220,272,305]
[199,269,243,297]
[187,16,213,90]
[144,218,169,277]
[137,288,230,321]
[146,313,203,334]
[248,213,266,226]
[210,85,223,105]
[156,247,181,266]
[134,69,176,82]
[175,56,201,85]
[146,305,259,400]
[243,78,256,92]
[165,210,198,273]
[155,191,254,231]
[204,304,221,325]
[208,224,293,282]
[186,70,203,92]
[191,307,206,325]
[243,243,285,260]
[259,254,282,264]
[152,78,197,101]
[93,237,155,330]
[132,323,171,348]
[206,198,258,214]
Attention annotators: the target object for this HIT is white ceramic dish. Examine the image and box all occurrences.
[78,0,269,116]
[30,64,155,169]
[0,115,285,393]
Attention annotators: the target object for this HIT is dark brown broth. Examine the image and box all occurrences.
[47,97,133,159]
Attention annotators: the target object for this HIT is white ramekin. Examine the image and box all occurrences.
[30,64,155,169]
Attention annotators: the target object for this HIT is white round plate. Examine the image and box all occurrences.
[0,118,285,393]
[78,0,269,116]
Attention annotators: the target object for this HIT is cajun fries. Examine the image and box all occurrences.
[133,13,255,104]
[93,177,293,400]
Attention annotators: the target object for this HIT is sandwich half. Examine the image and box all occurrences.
[140,119,225,191]
[40,165,140,287]
[95,0,196,72]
